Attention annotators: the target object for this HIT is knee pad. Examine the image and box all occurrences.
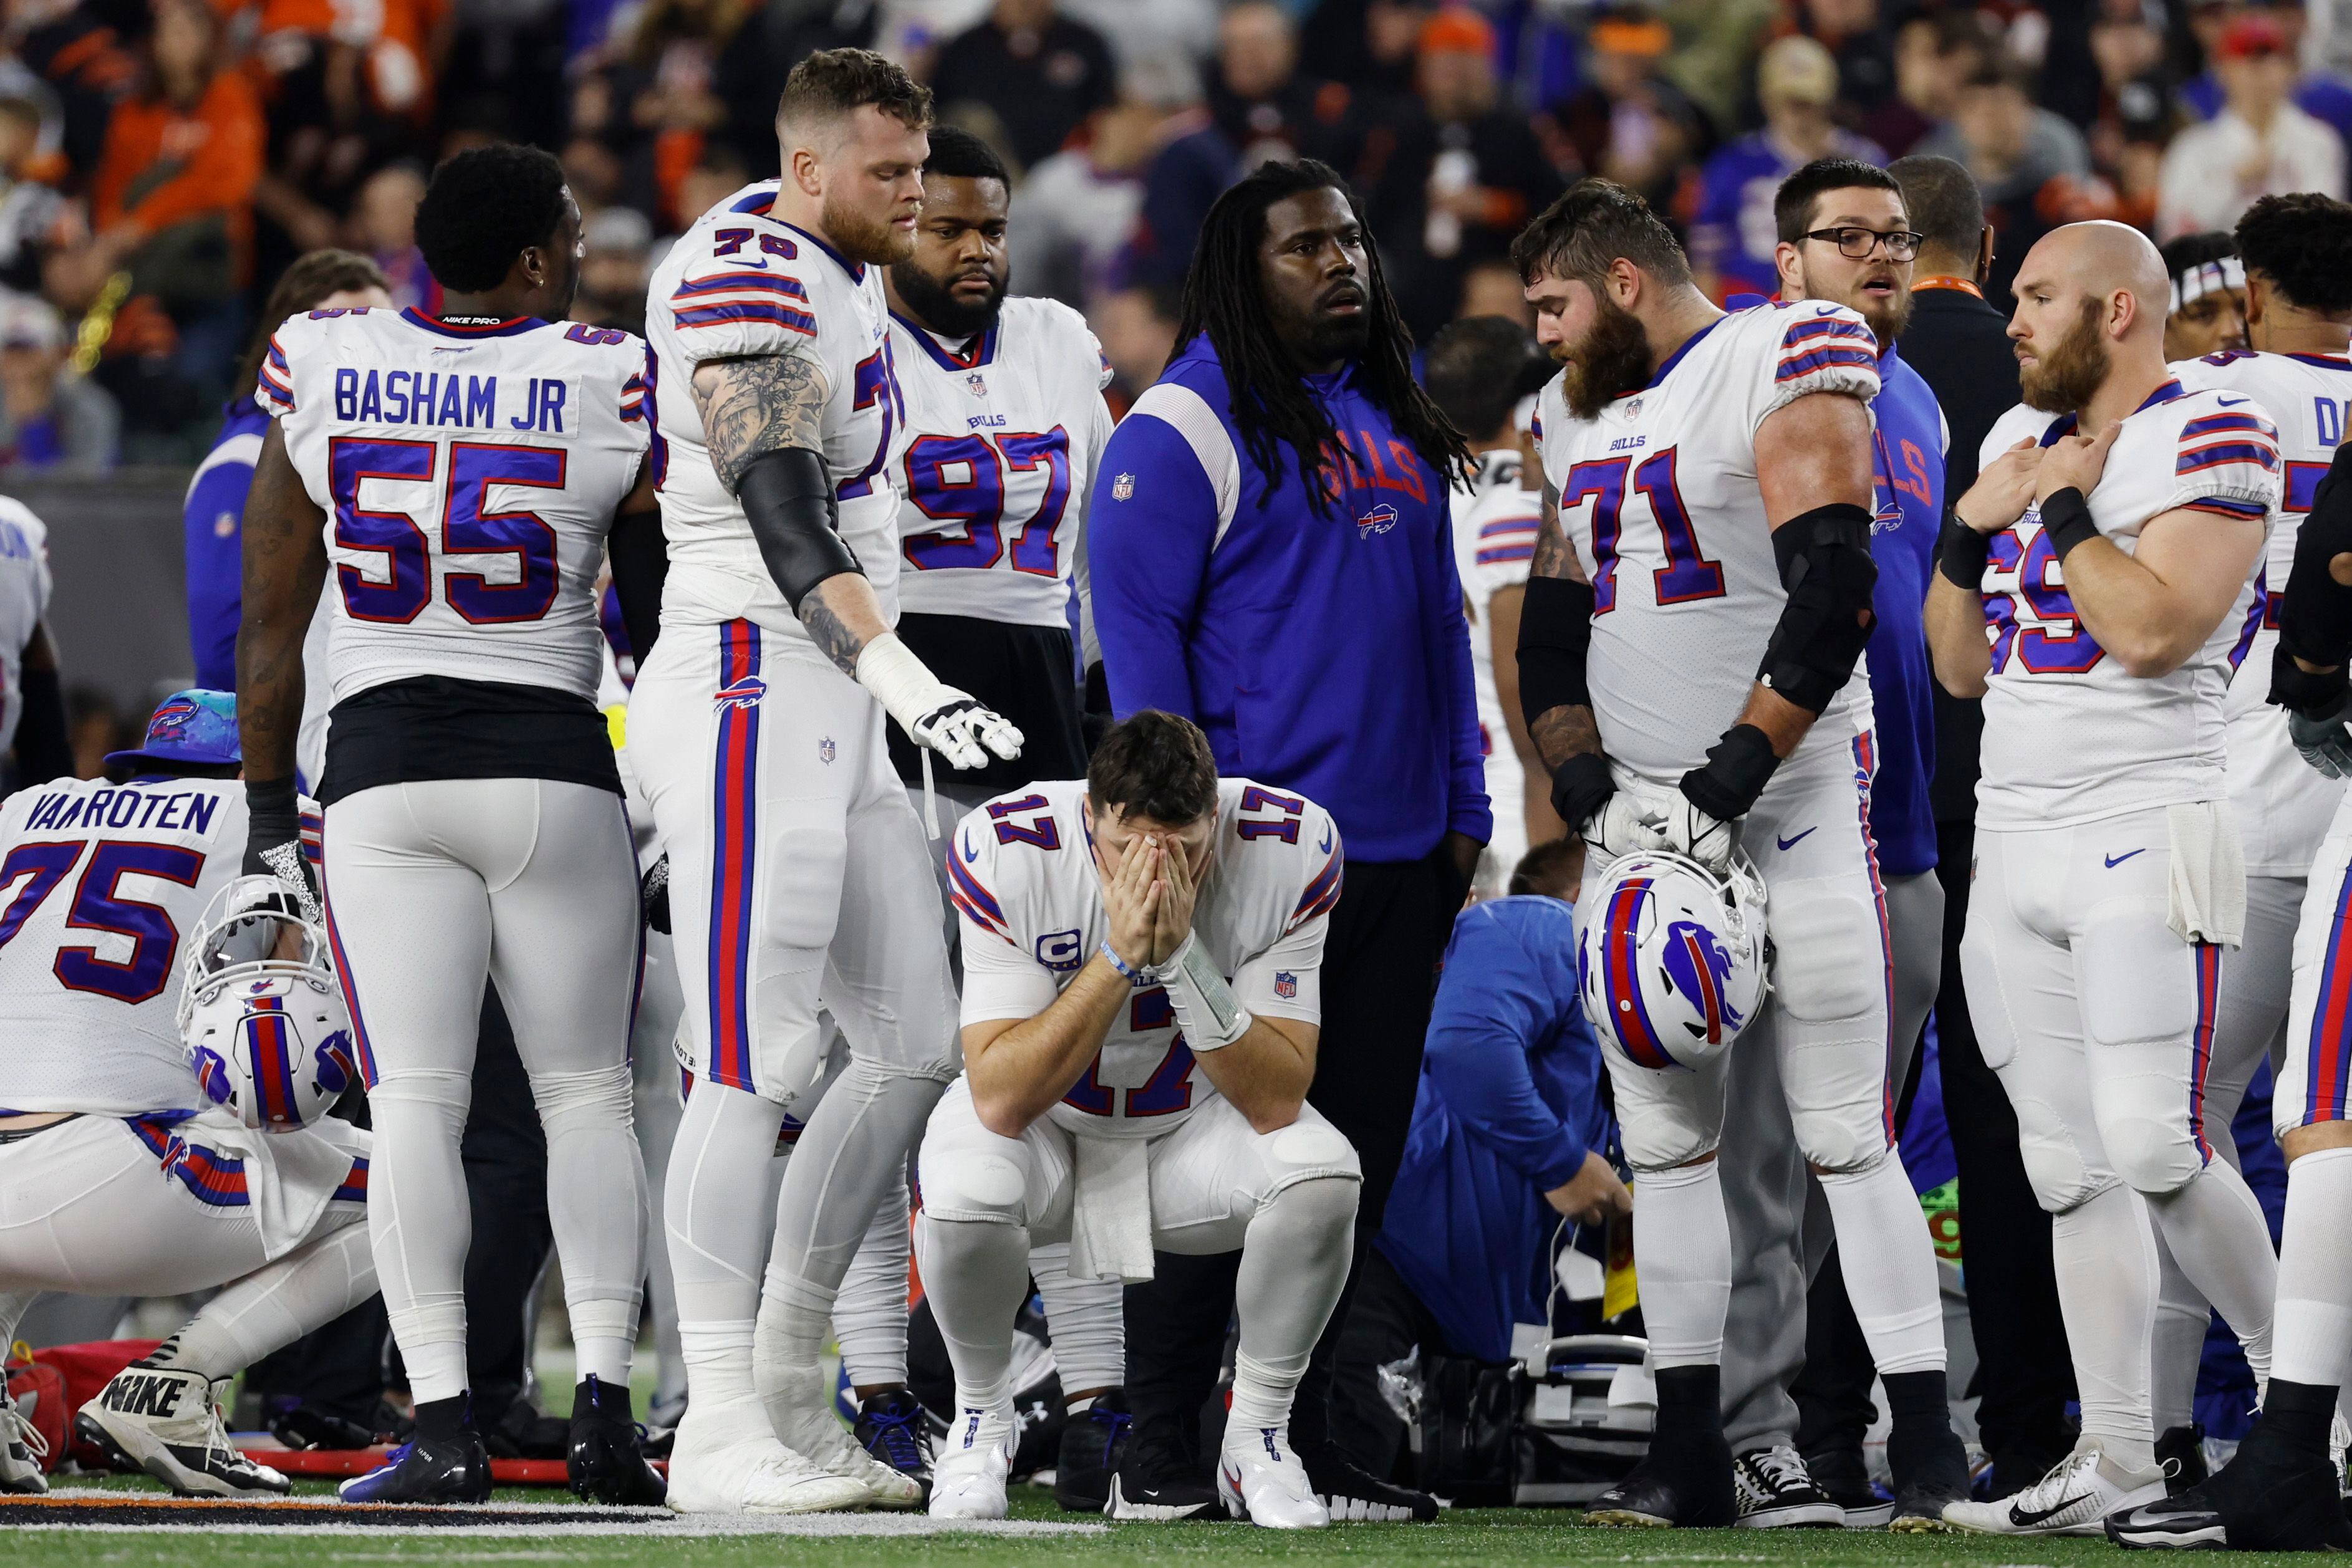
[1261,1171,1359,1235]
[1259,1117,1362,1197]
[2094,1089,2208,1196]
[1796,1123,1891,1177]
[763,822,848,952]
[2015,1125,2119,1213]
[1768,888,1883,1024]
[530,1062,636,1137]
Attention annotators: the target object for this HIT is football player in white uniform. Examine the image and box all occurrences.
[627,51,1020,1516]
[1424,315,1559,895]
[0,496,72,791]
[236,145,665,1505]
[1924,221,2282,1534]
[2150,193,2352,1466]
[915,711,1359,1527]
[0,692,374,1501]
[800,123,1120,1501]
[2110,200,2352,1557]
[1513,179,1969,1528]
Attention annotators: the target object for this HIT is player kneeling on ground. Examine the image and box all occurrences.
[915,711,1360,1529]
[0,693,375,1499]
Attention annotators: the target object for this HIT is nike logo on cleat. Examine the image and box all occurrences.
[2104,849,2146,868]
[1776,828,1816,851]
[2008,1491,2095,1526]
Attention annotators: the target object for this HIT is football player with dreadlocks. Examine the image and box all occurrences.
[1088,158,1488,1524]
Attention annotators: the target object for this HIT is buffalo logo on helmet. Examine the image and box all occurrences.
[1662,919,1745,1044]
[314,1031,355,1097]
[713,675,766,709]
[1356,504,1397,539]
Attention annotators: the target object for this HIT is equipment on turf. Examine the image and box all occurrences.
[1218,1425,1328,1529]
[74,1362,289,1499]
[1577,849,1767,1071]
[1504,1335,1651,1507]
[1733,1445,1844,1528]
[177,877,352,1132]
[927,1402,1017,1521]
[1941,1445,2166,1536]
[0,1383,46,1494]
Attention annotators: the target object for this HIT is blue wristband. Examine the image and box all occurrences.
[1099,939,1138,979]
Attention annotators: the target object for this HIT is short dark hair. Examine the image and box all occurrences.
[238,248,391,398]
[1887,153,1985,261]
[1510,178,1690,289]
[1508,838,1583,898]
[1773,158,1904,245]
[1087,711,1220,827]
[776,47,932,136]
[923,123,1008,185]
[2236,193,2352,315]
[414,143,569,292]
[2159,230,2237,289]
[1423,316,1545,443]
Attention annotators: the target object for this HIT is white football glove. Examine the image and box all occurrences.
[1636,793,1736,873]
[854,632,1025,771]
[1583,792,1648,865]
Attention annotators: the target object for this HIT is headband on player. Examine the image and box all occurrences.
[2171,256,2245,315]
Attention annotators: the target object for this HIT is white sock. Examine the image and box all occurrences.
[678,1321,771,1445]
[1230,1176,1357,1432]
[913,1213,1030,1410]
[2145,1158,2277,1380]
[2051,1183,2158,1450]
[1632,1161,1732,1367]
[2150,1229,2209,1434]
[1816,1156,1946,1375]
[1229,1350,1307,1438]
[161,1223,377,1380]
[2274,1146,2352,1388]
[831,1165,911,1389]
[1033,1241,1127,1396]
[665,1079,786,1444]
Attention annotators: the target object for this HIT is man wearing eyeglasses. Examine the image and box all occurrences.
[1713,157,1959,1532]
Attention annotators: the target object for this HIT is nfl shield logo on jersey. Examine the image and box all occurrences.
[818,736,836,764]
[1112,472,1134,501]
[966,372,987,398]
[1275,971,1297,999]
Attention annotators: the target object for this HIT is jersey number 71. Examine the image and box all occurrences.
[1561,447,1725,613]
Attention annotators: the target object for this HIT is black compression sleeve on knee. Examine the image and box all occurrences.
[1516,574,1596,728]
[2281,446,2352,670]
[736,446,859,613]
[1760,502,1877,713]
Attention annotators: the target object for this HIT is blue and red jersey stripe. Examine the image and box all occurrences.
[708,619,763,1092]
[2188,941,2221,1162]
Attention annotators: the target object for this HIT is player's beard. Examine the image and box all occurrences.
[2019,297,2110,415]
[1554,293,1653,420]
[822,191,915,266]
[890,257,1006,339]
[1806,263,1912,347]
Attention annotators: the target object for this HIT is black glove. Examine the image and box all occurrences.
[1548,753,1614,840]
[243,774,319,917]
[641,854,672,936]
[2270,640,2352,779]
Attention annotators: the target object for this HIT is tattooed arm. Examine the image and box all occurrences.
[1521,475,1604,774]
[235,419,328,882]
[690,350,889,677]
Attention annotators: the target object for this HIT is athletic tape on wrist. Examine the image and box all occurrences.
[854,632,954,737]
[1148,933,1251,1052]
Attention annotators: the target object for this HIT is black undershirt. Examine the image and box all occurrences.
[319,675,619,807]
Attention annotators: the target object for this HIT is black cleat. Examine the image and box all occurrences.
[2108,1419,2352,1551]
[339,1395,491,1504]
[2155,1424,2208,1494]
[1107,1414,1220,1521]
[854,1388,935,1501]
[566,1377,665,1507]
[1586,1428,1737,1528]
[1299,1441,1439,1522]
[1889,1417,1973,1533]
[1053,1390,1127,1513]
[1805,1444,1894,1527]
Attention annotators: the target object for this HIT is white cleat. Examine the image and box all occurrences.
[1940,1446,2167,1537]
[1,1385,47,1494]
[1218,1425,1330,1530]
[928,1403,1016,1521]
[755,1356,923,1509]
[74,1364,287,1498]
[663,1405,871,1516]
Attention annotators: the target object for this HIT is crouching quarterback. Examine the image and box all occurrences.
[0,691,375,1499]
[913,711,1359,1528]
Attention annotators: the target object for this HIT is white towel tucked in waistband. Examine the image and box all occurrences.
[2167,800,2247,948]
[1069,1135,1156,1284]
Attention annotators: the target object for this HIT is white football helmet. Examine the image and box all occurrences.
[1577,849,1767,1072]
[177,877,354,1131]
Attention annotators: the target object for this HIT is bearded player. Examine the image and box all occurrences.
[1513,178,1969,1529]
[629,50,1023,1515]
[914,710,1358,1528]
[1923,220,2280,1534]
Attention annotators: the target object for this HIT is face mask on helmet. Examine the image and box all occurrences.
[1577,849,1768,1072]
[177,876,354,1131]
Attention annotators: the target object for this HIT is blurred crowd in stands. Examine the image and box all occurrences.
[0,0,2341,469]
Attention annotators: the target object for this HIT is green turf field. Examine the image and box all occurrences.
[0,1475,2326,1567]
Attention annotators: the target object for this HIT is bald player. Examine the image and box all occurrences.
[1925,221,2282,1536]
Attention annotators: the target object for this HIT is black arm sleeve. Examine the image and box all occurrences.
[2278,441,2352,671]
[1759,502,1877,713]
[1516,574,1596,729]
[737,446,859,613]
[607,503,670,666]
[12,663,69,785]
